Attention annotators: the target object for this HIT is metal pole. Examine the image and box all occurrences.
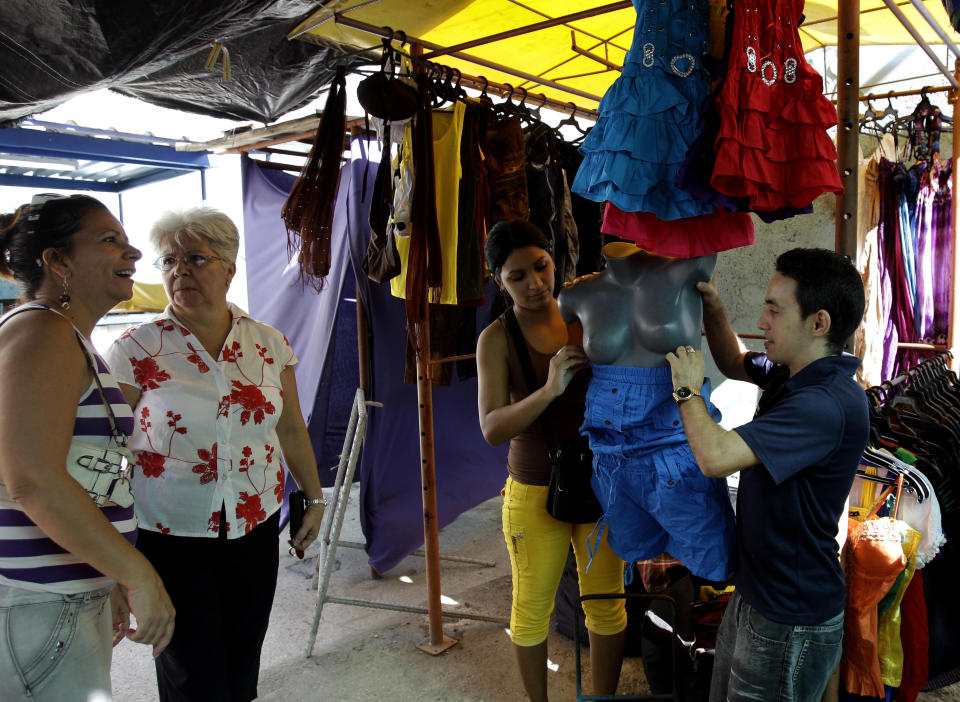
[835,0,860,261]
[332,14,602,103]
[420,1,631,59]
[324,596,509,625]
[907,0,960,63]
[881,0,960,89]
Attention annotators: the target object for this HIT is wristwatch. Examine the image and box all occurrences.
[672,386,700,403]
[306,496,328,508]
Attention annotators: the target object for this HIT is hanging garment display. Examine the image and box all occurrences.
[601,202,754,257]
[841,517,908,698]
[675,0,814,223]
[391,100,466,305]
[571,0,714,221]
[710,0,842,211]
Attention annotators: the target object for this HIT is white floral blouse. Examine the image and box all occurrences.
[105,304,296,539]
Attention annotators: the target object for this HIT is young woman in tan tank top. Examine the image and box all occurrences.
[476,219,626,702]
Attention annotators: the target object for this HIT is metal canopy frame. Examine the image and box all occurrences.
[0,121,212,193]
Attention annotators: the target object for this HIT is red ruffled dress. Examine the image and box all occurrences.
[711,0,843,211]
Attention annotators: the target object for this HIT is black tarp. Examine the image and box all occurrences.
[0,0,362,124]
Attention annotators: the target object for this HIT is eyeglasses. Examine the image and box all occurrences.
[153,253,224,272]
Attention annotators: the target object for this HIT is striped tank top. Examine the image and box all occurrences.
[0,303,138,594]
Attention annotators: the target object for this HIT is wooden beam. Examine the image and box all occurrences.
[836,0,860,261]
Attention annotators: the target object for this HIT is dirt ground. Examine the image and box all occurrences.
[110,493,960,702]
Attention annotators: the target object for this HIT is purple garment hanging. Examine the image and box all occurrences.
[914,166,937,341]
[932,160,953,344]
[876,159,901,380]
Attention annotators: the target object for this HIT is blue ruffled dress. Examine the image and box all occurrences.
[571,0,713,221]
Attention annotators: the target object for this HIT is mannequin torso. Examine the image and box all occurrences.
[558,242,717,367]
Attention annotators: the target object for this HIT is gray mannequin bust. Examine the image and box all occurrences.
[558,242,717,367]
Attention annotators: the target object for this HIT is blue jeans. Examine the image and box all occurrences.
[0,583,114,701]
[709,591,843,702]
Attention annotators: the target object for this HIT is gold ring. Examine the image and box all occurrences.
[685,346,696,353]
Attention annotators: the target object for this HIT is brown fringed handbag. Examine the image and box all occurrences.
[281,65,348,291]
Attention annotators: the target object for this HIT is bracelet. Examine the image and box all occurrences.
[306,496,328,508]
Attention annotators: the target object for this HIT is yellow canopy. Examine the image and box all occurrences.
[112,281,168,313]
[293,0,955,110]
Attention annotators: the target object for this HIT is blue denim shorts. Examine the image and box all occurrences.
[582,365,735,582]
[709,591,844,702]
[0,583,114,702]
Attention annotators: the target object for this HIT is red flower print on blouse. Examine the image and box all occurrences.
[137,451,166,478]
[207,510,229,533]
[193,443,219,484]
[236,492,266,533]
[185,342,210,373]
[156,522,171,535]
[274,469,285,503]
[218,381,276,425]
[256,344,275,365]
[166,410,188,434]
[130,356,171,390]
[221,341,242,363]
[239,445,254,473]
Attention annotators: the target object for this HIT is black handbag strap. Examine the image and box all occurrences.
[502,307,558,455]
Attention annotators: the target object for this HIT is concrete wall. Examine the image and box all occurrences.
[705,192,836,429]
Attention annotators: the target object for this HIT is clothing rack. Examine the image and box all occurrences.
[328,16,607,107]
[333,32,601,653]
[835,2,960,372]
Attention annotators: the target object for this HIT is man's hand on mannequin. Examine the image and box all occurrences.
[666,345,759,478]
[665,344,704,394]
[696,281,750,382]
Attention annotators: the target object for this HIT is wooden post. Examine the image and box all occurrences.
[835,0,860,260]
[409,41,457,655]
[356,280,371,396]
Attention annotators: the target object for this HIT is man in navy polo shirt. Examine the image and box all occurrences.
[666,248,869,702]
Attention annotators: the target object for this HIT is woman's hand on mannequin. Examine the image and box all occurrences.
[545,345,590,399]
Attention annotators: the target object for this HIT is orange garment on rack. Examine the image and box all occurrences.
[841,517,907,698]
[878,525,922,687]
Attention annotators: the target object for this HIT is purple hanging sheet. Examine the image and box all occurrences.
[241,155,349,431]
[241,154,361,511]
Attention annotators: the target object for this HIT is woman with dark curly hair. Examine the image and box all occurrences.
[0,194,174,701]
